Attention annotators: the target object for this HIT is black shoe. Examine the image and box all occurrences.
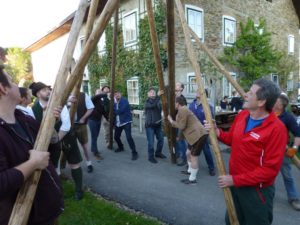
[148,157,158,163]
[115,148,124,153]
[131,152,138,160]
[181,170,191,175]
[75,191,83,201]
[181,179,197,185]
[209,170,216,176]
[87,165,93,173]
[155,153,167,159]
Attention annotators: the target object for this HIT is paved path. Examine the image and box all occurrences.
[64,126,300,225]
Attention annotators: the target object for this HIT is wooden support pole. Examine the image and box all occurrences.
[174,0,239,224]
[292,155,300,170]
[187,27,246,99]
[108,0,119,149]
[166,0,177,163]
[69,0,100,123]
[8,1,89,225]
[145,0,175,162]
[61,0,119,107]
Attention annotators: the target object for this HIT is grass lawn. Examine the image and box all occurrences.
[59,181,163,225]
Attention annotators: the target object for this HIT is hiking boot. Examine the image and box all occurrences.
[209,170,216,176]
[148,157,158,163]
[131,152,138,161]
[181,178,197,185]
[87,165,93,173]
[75,191,83,201]
[115,148,124,153]
[289,199,300,211]
[181,170,191,175]
[94,152,103,160]
[155,153,167,159]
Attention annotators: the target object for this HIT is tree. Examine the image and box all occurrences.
[221,19,282,89]
[5,47,33,86]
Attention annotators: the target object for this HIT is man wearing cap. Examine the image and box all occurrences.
[144,87,166,163]
[114,90,138,160]
[29,81,84,200]
[273,93,300,211]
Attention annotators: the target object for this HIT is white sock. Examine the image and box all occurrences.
[189,168,198,181]
[187,161,192,173]
[86,161,92,166]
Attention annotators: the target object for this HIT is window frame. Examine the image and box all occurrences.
[97,31,106,55]
[288,34,295,55]
[222,15,236,46]
[222,72,236,97]
[126,76,140,105]
[271,74,279,85]
[185,4,204,41]
[186,72,206,97]
[122,9,138,47]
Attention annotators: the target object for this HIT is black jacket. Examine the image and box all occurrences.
[144,97,162,128]
[0,110,64,225]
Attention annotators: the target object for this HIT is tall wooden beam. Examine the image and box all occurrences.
[145,0,175,162]
[166,0,177,163]
[108,0,120,149]
[69,0,100,123]
[61,0,119,106]
[174,0,239,225]
[8,1,89,224]
[187,27,246,98]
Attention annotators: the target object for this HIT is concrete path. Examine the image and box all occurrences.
[65,126,300,225]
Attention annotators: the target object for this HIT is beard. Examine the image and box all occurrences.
[40,95,50,102]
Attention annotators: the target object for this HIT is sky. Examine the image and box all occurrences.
[0,0,81,48]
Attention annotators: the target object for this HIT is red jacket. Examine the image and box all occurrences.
[219,110,287,188]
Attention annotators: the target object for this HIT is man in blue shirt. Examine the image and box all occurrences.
[189,91,215,176]
[273,93,300,211]
[114,90,138,161]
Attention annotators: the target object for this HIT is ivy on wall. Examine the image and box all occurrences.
[88,0,166,109]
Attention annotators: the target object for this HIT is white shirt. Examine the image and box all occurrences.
[16,105,35,119]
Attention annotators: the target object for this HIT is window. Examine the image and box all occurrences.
[97,32,106,55]
[288,35,295,55]
[123,10,138,47]
[287,72,294,91]
[271,74,279,85]
[99,79,108,90]
[127,77,139,105]
[83,81,89,95]
[223,16,236,46]
[185,5,204,40]
[222,72,236,97]
[186,73,206,96]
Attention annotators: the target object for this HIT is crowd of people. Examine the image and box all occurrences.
[1,46,300,224]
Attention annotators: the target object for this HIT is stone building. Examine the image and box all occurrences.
[25,0,300,106]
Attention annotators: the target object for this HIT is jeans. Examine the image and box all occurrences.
[203,140,215,172]
[88,119,101,154]
[145,126,164,159]
[114,123,137,153]
[280,156,299,200]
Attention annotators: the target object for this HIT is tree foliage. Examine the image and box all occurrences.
[221,19,282,89]
[5,47,33,86]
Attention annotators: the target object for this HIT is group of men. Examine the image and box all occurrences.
[1,45,300,224]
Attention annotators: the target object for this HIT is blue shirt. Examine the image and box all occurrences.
[189,99,214,124]
[245,116,265,132]
[278,110,300,137]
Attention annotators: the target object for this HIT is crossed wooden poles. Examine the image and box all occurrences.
[11,0,299,224]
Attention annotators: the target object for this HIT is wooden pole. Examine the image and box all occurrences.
[292,155,300,170]
[8,1,89,225]
[174,0,239,224]
[145,0,175,162]
[187,27,246,99]
[166,0,177,163]
[69,0,100,123]
[61,0,119,107]
[108,0,119,149]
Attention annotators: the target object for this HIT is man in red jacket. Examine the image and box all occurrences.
[206,78,287,225]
